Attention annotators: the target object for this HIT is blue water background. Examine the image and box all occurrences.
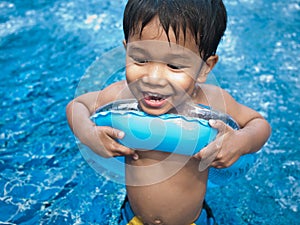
[0,0,299,224]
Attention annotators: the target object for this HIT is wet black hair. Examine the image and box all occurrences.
[123,0,227,61]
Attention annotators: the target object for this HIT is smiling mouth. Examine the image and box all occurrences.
[142,92,170,107]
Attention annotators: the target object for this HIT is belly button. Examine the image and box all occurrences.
[154,219,162,224]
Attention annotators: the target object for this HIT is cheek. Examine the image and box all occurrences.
[125,57,136,80]
[125,64,140,83]
[170,73,196,92]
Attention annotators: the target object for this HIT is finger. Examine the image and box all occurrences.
[108,138,136,157]
[194,144,220,172]
[132,153,139,160]
[99,126,135,156]
[210,161,224,169]
[101,126,125,140]
[209,119,229,135]
[211,155,237,169]
[211,160,230,169]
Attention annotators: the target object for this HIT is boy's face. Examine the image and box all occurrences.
[125,17,208,115]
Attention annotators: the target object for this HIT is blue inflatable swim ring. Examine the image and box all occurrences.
[90,99,256,187]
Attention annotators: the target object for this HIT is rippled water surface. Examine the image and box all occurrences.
[1,0,299,224]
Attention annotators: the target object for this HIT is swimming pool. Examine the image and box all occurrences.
[0,0,299,224]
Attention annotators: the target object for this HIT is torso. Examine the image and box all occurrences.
[125,151,208,225]
[104,81,216,224]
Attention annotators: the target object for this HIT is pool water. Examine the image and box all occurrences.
[0,0,299,224]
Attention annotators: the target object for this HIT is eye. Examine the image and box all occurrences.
[131,56,149,64]
[167,64,186,70]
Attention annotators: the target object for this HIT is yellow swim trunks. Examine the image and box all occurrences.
[118,197,217,225]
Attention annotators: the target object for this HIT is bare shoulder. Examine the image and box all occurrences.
[74,80,133,113]
[103,80,127,93]
[197,83,233,112]
[97,80,133,105]
[198,83,263,127]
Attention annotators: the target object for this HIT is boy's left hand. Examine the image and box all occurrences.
[193,119,244,171]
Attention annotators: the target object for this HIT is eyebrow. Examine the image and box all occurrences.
[127,46,149,56]
[127,45,193,62]
[166,54,191,62]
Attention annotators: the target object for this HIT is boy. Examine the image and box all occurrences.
[66,0,271,224]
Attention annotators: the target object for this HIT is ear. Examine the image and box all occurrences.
[197,55,219,83]
[122,39,127,49]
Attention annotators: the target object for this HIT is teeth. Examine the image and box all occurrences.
[152,93,162,97]
[144,92,166,102]
[145,92,164,98]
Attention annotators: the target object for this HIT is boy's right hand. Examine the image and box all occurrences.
[82,124,137,159]
[65,90,139,160]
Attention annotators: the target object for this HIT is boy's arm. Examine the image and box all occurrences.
[66,81,135,158]
[195,87,271,169]
[207,104,270,168]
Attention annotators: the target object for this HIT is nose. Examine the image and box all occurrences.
[142,63,168,87]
